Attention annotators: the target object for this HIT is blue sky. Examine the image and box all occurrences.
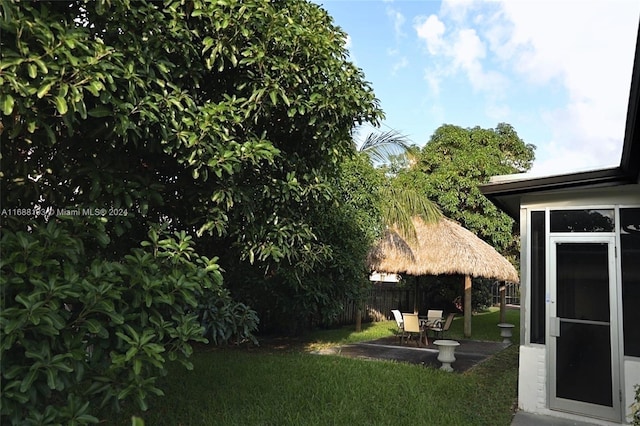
[313,0,640,176]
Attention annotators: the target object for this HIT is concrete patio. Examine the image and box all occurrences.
[313,335,509,372]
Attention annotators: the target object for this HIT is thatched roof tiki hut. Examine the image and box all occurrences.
[367,217,520,338]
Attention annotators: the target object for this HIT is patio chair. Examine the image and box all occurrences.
[424,309,443,338]
[401,313,426,347]
[391,309,404,342]
[429,313,455,339]
[425,309,443,329]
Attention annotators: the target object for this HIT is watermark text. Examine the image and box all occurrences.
[1,206,129,218]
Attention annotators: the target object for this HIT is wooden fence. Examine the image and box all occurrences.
[334,283,422,325]
[335,281,520,326]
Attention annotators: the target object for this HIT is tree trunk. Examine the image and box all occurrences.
[355,307,362,332]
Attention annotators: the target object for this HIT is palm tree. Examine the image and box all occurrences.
[356,129,441,242]
[351,128,440,331]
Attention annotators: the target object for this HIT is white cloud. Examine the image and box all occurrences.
[425,72,441,96]
[452,29,509,94]
[344,34,352,50]
[418,0,639,174]
[342,33,357,64]
[386,7,406,39]
[492,0,639,174]
[485,102,510,120]
[415,15,446,55]
[530,100,627,176]
[451,28,484,69]
[392,57,409,75]
[440,0,476,23]
[387,48,408,75]
[416,18,508,95]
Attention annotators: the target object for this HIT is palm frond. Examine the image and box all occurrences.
[358,130,411,164]
[379,185,441,242]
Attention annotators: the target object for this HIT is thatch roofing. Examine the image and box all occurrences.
[367,217,520,283]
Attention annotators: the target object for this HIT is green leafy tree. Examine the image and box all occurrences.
[1,0,381,262]
[400,123,535,259]
[391,123,533,317]
[221,152,385,334]
[1,0,381,421]
[335,152,386,243]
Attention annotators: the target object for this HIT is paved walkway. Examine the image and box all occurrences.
[314,335,509,372]
[511,411,610,425]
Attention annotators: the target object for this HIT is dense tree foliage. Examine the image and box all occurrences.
[398,123,535,260]
[0,0,382,422]
[1,0,381,263]
[222,152,385,334]
[335,152,386,244]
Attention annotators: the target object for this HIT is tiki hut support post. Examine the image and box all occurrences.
[500,284,507,323]
[413,276,419,313]
[464,275,472,338]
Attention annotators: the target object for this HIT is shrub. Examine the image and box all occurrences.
[196,290,259,346]
[420,275,492,313]
[0,220,223,424]
[471,278,494,312]
[631,384,640,426]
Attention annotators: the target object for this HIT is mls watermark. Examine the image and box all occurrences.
[1,206,129,218]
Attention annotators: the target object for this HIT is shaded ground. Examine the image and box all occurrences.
[312,335,510,372]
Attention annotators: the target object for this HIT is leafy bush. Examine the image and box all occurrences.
[471,279,494,312]
[223,199,374,335]
[0,220,223,424]
[196,290,259,346]
[631,384,640,426]
[420,276,493,313]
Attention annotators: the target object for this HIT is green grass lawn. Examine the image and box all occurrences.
[105,307,520,425]
[447,306,521,342]
[306,306,520,349]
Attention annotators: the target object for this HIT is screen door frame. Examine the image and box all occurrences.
[548,235,621,422]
